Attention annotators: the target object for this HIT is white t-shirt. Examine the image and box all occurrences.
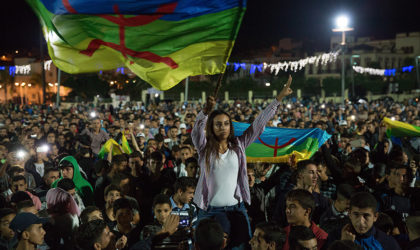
[209,149,240,207]
[34,163,44,177]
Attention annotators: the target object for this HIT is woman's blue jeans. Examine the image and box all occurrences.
[197,202,252,241]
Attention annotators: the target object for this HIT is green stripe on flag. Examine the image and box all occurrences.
[245,137,319,162]
[26,0,246,90]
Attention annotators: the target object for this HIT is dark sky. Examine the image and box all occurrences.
[1,0,420,56]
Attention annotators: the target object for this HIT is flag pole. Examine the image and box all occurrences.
[213,73,224,98]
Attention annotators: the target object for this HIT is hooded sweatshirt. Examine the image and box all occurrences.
[52,156,94,205]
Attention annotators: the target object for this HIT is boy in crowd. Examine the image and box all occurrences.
[2,176,41,211]
[249,222,286,250]
[34,167,60,206]
[327,192,401,250]
[185,157,199,178]
[288,226,318,250]
[140,194,184,248]
[320,184,355,234]
[80,206,104,225]
[170,177,197,228]
[112,198,141,249]
[9,212,47,250]
[102,184,122,229]
[283,189,328,250]
[76,219,127,250]
[274,160,329,226]
[194,218,226,250]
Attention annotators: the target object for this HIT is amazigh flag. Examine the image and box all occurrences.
[121,132,132,154]
[383,117,420,138]
[97,139,124,159]
[26,0,246,90]
[233,122,331,163]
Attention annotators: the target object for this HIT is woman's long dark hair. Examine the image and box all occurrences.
[204,110,238,173]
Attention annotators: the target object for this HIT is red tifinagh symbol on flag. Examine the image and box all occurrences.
[257,137,296,157]
[62,0,179,68]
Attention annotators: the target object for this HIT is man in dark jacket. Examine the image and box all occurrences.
[320,184,355,234]
[246,164,286,230]
[327,192,401,250]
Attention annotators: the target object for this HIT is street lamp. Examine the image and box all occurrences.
[351,55,360,97]
[332,15,353,104]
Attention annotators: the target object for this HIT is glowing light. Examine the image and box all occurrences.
[17,150,26,159]
[48,83,53,87]
[335,15,349,29]
[286,104,292,109]
[154,93,159,98]
[21,82,26,86]
[28,83,32,87]
[15,50,19,54]
[350,115,356,121]
[265,82,271,87]
[15,82,19,86]
[139,124,145,129]
[37,144,49,153]
[391,117,396,121]
[320,104,325,109]
[90,112,96,118]
[55,83,58,86]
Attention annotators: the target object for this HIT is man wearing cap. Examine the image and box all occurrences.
[9,212,46,250]
[179,123,188,137]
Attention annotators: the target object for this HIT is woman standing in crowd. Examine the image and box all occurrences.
[192,76,293,242]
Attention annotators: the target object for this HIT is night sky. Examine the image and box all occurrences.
[1,0,419,56]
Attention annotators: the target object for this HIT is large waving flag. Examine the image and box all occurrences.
[26,0,246,90]
[233,122,331,163]
[383,117,420,138]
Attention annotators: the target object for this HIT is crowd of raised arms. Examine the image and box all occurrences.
[0,93,419,250]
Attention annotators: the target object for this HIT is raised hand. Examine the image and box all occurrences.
[115,235,127,250]
[341,224,356,242]
[203,96,216,115]
[162,214,180,235]
[277,75,293,101]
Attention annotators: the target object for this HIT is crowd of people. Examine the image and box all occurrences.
[0,82,419,250]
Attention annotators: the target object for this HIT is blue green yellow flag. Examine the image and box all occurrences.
[97,139,124,159]
[233,122,331,163]
[383,117,420,138]
[26,0,246,90]
[121,132,132,154]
